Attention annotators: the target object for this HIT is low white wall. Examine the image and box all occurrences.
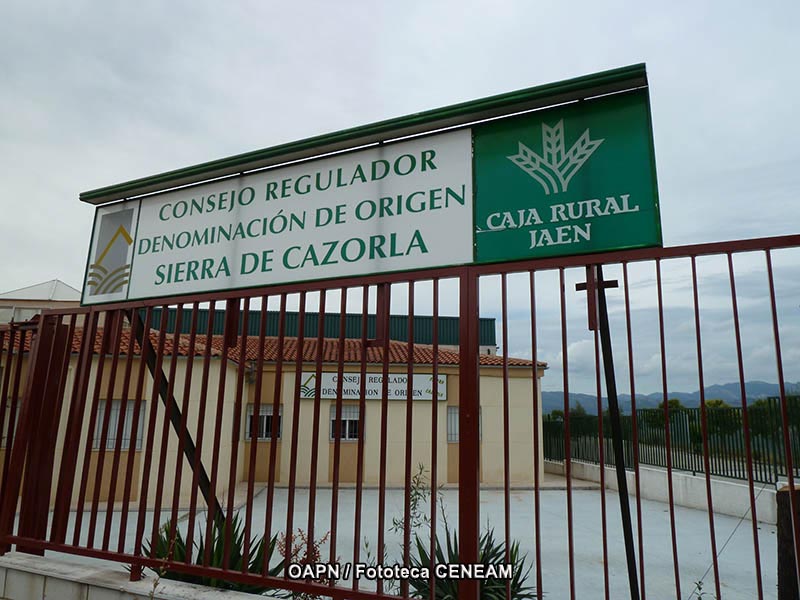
[0,552,256,600]
[545,459,777,524]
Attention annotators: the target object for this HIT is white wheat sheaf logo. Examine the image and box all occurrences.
[507,120,604,195]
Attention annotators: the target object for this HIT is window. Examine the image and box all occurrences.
[446,406,482,443]
[330,404,360,441]
[93,399,145,450]
[246,403,282,440]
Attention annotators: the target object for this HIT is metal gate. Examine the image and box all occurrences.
[0,233,798,599]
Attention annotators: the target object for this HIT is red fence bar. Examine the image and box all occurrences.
[766,249,800,591]
[727,253,764,599]
[87,309,125,547]
[119,307,153,555]
[151,305,184,549]
[691,256,723,599]
[132,307,170,574]
[500,273,512,600]
[429,278,440,600]
[10,318,50,554]
[0,326,16,495]
[103,310,137,550]
[284,291,306,570]
[263,293,285,570]
[376,283,391,596]
[168,303,199,548]
[18,315,71,553]
[0,324,31,551]
[559,267,576,600]
[203,297,236,566]
[330,287,348,571]
[243,296,268,571]
[656,259,682,599]
[529,271,543,599]
[44,314,76,542]
[401,281,415,598]
[224,301,249,566]
[458,268,480,600]
[306,291,326,558]
[184,302,214,559]
[7,324,32,545]
[73,314,114,547]
[352,285,369,592]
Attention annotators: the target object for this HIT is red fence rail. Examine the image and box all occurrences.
[0,233,797,599]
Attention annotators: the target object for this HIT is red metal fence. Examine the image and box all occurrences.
[0,234,798,599]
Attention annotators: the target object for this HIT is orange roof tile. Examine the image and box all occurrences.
[2,326,543,368]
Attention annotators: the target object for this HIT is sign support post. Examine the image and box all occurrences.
[579,265,640,600]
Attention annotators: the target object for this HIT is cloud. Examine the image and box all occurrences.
[1,1,798,397]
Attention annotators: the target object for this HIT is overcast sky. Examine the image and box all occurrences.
[1,1,798,395]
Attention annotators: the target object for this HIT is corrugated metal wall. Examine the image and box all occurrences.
[144,307,497,347]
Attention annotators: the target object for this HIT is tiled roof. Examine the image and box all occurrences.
[2,326,543,368]
[210,335,538,367]
[0,325,203,357]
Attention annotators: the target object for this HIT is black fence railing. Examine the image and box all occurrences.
[543,396,800,483]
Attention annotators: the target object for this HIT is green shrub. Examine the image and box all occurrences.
[142,513,284,594]
[408,524,535,600]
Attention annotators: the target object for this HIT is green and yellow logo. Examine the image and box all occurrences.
[300,374,317,398]
[87,209,135,296]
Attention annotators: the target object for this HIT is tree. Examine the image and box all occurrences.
[747,397,777,437]
[658,398,686,412]
[602,405,626,417]
[642,398,686,433]
[704,398,730,409]
[570,401,587,418]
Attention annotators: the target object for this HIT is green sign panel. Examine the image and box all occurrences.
[473,88,661,263]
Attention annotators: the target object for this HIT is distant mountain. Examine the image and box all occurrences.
[541,381,800,415]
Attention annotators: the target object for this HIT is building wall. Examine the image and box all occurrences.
[243,363,543,488]
[5,352,544,510]
[0,300,79,324]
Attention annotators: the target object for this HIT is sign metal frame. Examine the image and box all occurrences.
[80,64,658,306]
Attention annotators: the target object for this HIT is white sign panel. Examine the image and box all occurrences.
[82,129,473,304]
[300,372,447,401]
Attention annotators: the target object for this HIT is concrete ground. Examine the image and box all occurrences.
[43,477,778,599]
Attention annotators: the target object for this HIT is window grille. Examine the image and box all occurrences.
[93,400,145,450]
[245,403,282,440]
[330,403,361,441]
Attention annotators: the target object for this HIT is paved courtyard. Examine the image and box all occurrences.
[49,480,778,599]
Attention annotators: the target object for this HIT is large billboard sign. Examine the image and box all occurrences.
[82,64,660,305]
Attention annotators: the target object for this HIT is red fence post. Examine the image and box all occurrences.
[1,316,70,554]
[778,486,800,600]
[459,268,480,600]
